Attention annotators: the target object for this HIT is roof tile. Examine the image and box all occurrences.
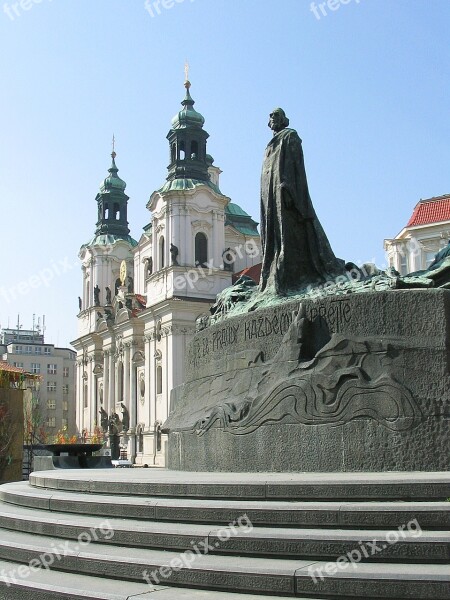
[407,195,450,227]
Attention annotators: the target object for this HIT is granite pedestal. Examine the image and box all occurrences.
[164,289,450,472]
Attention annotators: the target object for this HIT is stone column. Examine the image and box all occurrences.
[103,350,109,417]
[124,343,131,408]
[185,207,192,266]
[179,206,186,267]
[76,359,83,434]
[130,345,137,430]
[89,357,96,434]
[108,350,115,413]
[212,210,218,267]
[165,204,170,269]
[163,326,172,424]
[129,343,137,462]
[145,333,154,429]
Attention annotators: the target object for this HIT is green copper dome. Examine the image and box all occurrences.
[171,82,205,130]
[100,153,127,193]
[94,150,131,239]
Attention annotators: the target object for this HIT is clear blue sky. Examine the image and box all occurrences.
[0,0,449,348]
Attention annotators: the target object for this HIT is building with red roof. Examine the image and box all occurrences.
[0,360,39,389]
[384,194,450,275]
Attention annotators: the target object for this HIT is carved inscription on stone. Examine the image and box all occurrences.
[307,299,351,331]
[189,300,354,369]
[190,310,294,368]
[244,312,293,341]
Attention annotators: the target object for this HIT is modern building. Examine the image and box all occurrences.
[384,194,450,274]
[73,79,261,466]
[0,326,77,440]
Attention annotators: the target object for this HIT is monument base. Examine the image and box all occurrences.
[164,289,450,472]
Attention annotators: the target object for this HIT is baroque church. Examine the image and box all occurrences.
[73,79,261,465]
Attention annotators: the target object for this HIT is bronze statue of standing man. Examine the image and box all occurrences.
[260,108,344,294]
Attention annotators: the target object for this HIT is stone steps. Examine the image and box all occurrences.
[0,559,297,600]
[28,469,450,500]
[0,469,448,598]
[3,481,450,529]
[0,501,446,563]
[0,528,448,598]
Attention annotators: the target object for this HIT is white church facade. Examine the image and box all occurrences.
[72,80,260,465]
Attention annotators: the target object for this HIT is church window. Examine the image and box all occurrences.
[400,253,408,276]
[180,140,186,160]
[156,365,162,395]
[195,232,208,267]
[159,236,165,269]
[190,141,198,158]
[104,204,109,219]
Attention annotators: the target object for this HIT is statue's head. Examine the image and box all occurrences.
[268,108,289,132]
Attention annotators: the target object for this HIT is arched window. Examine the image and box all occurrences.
[114,203,120,220]
[195,232,208,267]
[104,203,109,219]
[180,140,186,160]
[190,141,198,159]
[171,143,176,163]
[156,365,162,395]
[159,236,165,269]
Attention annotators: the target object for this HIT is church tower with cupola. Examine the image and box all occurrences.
[73,77,261,467]
[78,148,137,339]
[74,148,138,440]
[95,147,131,239]
[141,78,233,303]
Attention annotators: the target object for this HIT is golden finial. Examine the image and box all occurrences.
[112,134,116,159]
[184,61,191,89]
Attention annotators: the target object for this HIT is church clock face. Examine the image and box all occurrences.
[120,260,127,286]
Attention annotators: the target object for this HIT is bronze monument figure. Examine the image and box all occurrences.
[260,108,344,294]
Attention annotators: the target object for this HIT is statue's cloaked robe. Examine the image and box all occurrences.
[260,128,344,294]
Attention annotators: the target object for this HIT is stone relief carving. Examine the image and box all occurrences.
[195,305,423,436]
